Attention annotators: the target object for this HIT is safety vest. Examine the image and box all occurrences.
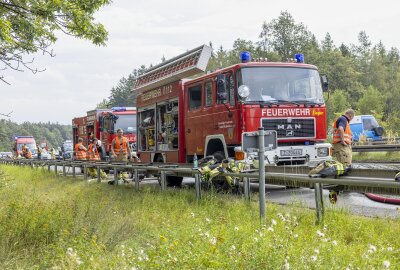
[75,143,87,160]
[114,137,128,155]
[88,143,100,161]
[332,117,352,145]
[22,147,32,159]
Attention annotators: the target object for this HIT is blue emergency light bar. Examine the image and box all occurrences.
[295,53,304,63]
[111,107,126,112]
[241,51,251,63]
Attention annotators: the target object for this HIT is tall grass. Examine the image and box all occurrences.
[0,165,399,269]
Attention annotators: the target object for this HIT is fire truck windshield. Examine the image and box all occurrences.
[237,67,324,104]
[113,114,137,134]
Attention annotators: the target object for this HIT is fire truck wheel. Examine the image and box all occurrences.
[167,176,183,187]
[212,151,225,163]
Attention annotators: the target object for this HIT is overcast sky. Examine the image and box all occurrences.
[1,0,399,124]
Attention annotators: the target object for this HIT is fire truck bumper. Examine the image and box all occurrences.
[264,143,332,167]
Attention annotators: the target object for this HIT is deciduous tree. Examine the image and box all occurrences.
[0,0,110,83]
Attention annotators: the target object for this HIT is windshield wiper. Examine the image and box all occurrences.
[292,100,323,106]
[268,99,301,106]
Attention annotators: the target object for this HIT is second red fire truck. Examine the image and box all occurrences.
[72,107,137,159]
[133,45,332,171]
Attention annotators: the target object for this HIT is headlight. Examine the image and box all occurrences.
[238,85,250,100]
[317,147,329,157]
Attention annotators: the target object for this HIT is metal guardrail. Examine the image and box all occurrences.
[1,158,400,224]
[352,144,400,152]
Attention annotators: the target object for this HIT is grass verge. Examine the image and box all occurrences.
[0,165,399,269]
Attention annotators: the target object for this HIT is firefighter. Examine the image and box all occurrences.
[49,147,56,160]
[110,128,132,181]
[36,143,42,160]
[74,138,87,161]
[22,144,32,159]
[332,109,355,167]
[87,138,107,179]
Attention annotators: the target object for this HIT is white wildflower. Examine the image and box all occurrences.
[174,257,178,262]
[293,234,298,238]
[210,237,217,245]
[284,260,290,270]
[205,218,211,223]
[314,249,319,254]
[230,245,236,251]
[310,255,317,262]
[254,237,258,242]
[205,231,210,238]
[316,230,325,238]
[368,244,377,253]
[383,260,390,268]
[234,226,239,231]
[76,259,83,266]
[191,212,195,217]
[198,228,202,232]
[271,219,277,226]
[387,246,393,251]
[121,244,125,249]
[332,240,338,246]
[267,227,274,232]
[323,225,328,231]
[131,267,138,270]
[259,232,264,237]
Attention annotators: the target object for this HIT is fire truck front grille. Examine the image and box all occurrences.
[262,118,315,138]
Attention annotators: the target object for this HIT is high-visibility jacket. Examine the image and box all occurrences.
[88,143,100,161]
[114,137,128,155]
[22,147,32,159]
[332,116,352,145]
[75,143,87,160]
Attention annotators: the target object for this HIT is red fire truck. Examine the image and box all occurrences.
[133,45,331,168]
[72,107,137,158]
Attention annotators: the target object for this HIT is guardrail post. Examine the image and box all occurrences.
[243,177,251,201]
[194,172,201,199]
[63,164,66,176]
[54,162,57,175]
[314,183,324,224]
[134,169,140,191]
[48,163,51,172]
[114,166,118,185]
[160,170,166,191]
[258,127,266,224]
[83,165,88,180]
[97,166,101,183]
[72,165,76,178]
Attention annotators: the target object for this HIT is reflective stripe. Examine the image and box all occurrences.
[75,143,87,160]
[332,117,352,145]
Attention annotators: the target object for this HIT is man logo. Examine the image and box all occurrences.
[286,130,294,136]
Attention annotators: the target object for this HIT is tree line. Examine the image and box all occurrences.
[0,119,72,151]
[100,11,400,135]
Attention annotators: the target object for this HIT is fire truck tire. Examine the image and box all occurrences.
[212,151,225,163]
[167,176,183,187]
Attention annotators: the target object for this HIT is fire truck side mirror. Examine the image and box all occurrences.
[216,74,228,101]
[320,74,329,92]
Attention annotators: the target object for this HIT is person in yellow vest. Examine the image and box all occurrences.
[22,144,32,159]
[332,109,355,166]
[87,138,107,179]
[74,138,88,161]
[111,128,132,181]
[49,147,56,160]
